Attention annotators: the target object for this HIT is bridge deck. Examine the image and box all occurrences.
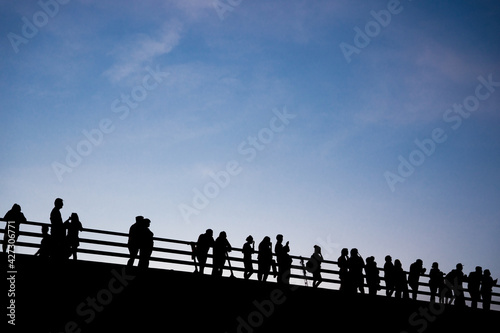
[4,254,500,333]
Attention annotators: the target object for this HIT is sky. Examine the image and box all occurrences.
[1,0,500,290]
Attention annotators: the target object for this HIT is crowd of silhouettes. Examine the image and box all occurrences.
[1,201,499,311]
[1,199,84,261]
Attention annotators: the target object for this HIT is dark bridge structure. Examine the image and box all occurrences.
[2,219,500,332]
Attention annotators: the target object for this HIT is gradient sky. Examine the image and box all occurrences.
[1,0,500,285]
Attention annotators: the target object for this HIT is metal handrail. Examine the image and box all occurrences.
[1,219,499,307]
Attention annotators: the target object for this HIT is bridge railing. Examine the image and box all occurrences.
[1,219,499,309]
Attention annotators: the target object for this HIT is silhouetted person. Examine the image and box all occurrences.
[64,213,83,260]
[348,248,365,294]
[394,259,409,299]
[257,236,272,282]
[242,235,255,280]
[445,263,467,308]
[468,266,483,309]
[196,229,214,274]
[365,256,380,296]
[384,255,395,297]
[308,245,323,288]
[2,203,26,253]
[127,216,144,267]
[337,248,350,292]
[481,269,497,311]
[34,225,51,258]
[409,259,426,300]
[429,262,444,304]
[50,198,66,260]
[138,218,154,269]
[275,234,292,285]
[212,231,231,277]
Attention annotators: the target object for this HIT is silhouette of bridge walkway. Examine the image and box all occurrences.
[2,219,500,332]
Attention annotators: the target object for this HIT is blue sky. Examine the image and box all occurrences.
[1,0,500,286]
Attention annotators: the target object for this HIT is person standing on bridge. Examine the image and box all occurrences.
[2,203,26,253]
[365,256,380,296]
[348,248,365,294]
[127,216,144,267]
[394,259,409,299]
[50,198,66,260]
[275,234,292,285]
[138,218,154,269]
[34,225,51,259]
[481,269,498,311]
[64,213,83,261]
[308,245,323,288]
[242,235,255,280]
[257,236,273,282]
[212,231,231,277]
[445,263,467,308]
[383,255,395,297]
[467,266,483,309]
[195,229,215,274]
[429,262,444,304]
[408,259,426,300]
[337,248,350,293]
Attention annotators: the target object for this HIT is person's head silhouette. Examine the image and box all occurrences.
[54,198,63,209]
[12,204,21,213]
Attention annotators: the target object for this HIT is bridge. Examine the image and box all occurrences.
[2,219,499,332]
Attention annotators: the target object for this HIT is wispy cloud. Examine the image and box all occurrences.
[103,21,182,83]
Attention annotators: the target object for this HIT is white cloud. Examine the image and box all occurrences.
[103,21,182,83]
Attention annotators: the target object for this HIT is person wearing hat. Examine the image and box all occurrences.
[445,263,467,308]
[429,262,445,304]
[242,235,255,280]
